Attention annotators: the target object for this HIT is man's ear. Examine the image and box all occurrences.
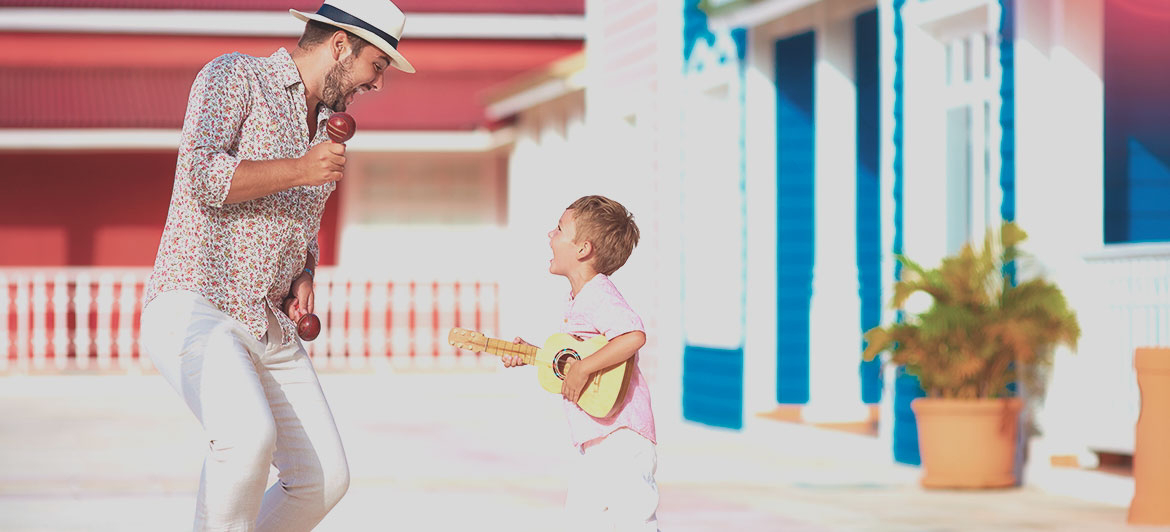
[329,30,349,60]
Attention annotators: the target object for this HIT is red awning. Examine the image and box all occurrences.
[0,33,581,130]
[0,0,583,14]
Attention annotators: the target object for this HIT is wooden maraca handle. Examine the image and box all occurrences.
[326,112,356,143]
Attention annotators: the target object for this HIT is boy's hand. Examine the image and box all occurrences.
[561,361,590,403]
[501,337,532,367]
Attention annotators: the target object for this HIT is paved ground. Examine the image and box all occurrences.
[0,370,1158,532]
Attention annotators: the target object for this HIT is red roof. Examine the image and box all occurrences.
[0,33,581,130]
[0,0,583,14]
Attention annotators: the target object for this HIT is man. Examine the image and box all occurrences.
[139,2,413,530]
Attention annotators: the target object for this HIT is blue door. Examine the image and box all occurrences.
[775,31,815,404]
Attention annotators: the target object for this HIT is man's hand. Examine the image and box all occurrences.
[501,337,532,367]
[299,141,346,187]
[282,271,315,322]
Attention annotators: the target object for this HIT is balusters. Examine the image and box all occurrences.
[326,272,347,369]
[116,273,138,371]
[413,281,435,369]
[368,280,388,364]
[14,274,29,373]
[345,276,367,369]
[95,273,116,370]
[390,281,412,369]
[74,272,93,370]
[436,282,457,368]
[0,268,500,374]
[0,272,9,372]
[52,272,69,370]
[31,273,47,371]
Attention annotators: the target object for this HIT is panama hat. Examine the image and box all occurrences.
[291,0,415,73]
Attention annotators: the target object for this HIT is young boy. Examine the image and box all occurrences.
[502,195,659,532]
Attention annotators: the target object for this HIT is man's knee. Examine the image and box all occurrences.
[208,420,278,471]
[322,457,350,510]
[281,448,349,510]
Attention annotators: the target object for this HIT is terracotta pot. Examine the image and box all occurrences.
[1129,348,1170,525]
[911,397,1022,489]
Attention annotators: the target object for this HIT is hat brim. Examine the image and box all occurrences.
[290,9,415,74]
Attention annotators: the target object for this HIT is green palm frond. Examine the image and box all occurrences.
[863,222,1079,398]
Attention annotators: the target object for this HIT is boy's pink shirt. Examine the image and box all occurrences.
[561,274,656,451]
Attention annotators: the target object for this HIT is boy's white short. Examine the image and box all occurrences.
[565,427,659,532]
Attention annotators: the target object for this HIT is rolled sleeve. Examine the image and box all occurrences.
[182,55,250,208]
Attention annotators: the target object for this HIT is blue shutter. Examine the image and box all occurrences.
[1104,0,1170,243]
[775,31,816,404]
[855,8,883,405]
[891,0,924,466]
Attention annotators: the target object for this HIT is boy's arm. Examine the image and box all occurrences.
[576,331,645,374]
[561,330,645,402]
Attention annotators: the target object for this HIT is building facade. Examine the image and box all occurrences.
[680,0,1170,469]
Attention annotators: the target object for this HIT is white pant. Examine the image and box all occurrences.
[565,428,660,532]
[141,290,350,532]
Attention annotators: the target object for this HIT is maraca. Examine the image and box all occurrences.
[284,294,322,342]
[293,113,353,342]
[297,313,321,341]
[326,112,356,143]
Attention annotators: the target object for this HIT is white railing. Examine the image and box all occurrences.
[1076,243,1170,454]
[0,267,499,373]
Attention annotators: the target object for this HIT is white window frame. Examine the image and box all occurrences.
[901,0,1003,264]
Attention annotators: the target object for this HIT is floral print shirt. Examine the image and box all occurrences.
[145,48,336,344]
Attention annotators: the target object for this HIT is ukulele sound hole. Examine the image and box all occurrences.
[553,348,581,379]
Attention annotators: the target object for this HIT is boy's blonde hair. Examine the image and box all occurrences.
[567,195,640,276]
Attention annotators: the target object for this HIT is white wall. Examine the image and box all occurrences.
[1012,0,1107,460]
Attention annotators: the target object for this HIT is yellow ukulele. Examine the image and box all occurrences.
[447,327,633,418]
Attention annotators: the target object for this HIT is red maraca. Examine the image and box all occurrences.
[293,113,352,342]
[297,313,321,342]
[326,112,356,143]
[284,295,321,342]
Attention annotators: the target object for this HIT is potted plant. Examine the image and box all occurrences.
[862,222,1080,488]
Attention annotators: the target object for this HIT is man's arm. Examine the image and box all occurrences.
[285,250,319,320]
[223,143,346,204]
[183,56,347,206]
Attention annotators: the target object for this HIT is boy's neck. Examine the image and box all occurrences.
[565,268,599,299]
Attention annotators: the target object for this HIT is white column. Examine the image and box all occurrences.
[1014,0,1106,467]
[744,26,780,420]
[803,10,868,422]
[877,0,900,453]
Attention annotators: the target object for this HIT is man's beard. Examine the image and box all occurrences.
[322,57,356,111]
